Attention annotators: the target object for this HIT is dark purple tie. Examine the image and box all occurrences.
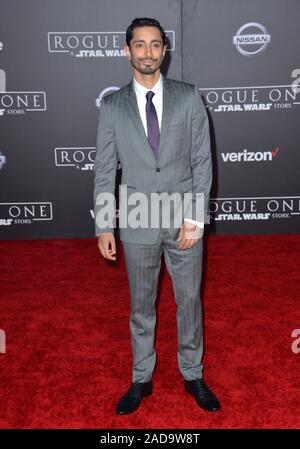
[145,91,160,158]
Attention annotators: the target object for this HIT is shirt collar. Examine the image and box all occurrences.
[133,73,163,97]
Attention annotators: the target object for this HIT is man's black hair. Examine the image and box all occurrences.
[126,17,167,47]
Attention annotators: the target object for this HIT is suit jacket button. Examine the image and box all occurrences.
[156,167,160,172]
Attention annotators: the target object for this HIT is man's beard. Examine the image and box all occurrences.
[131,57,162,75]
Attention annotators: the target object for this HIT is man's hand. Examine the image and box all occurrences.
[97,232,117,261]
[177,221,202,250]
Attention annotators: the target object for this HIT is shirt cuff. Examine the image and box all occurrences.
[184,218,204,228]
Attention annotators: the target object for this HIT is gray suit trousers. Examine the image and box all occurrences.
[122,227,204,383]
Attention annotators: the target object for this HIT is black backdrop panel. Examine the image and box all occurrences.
[0,0,299,239]
[183,0,300,235]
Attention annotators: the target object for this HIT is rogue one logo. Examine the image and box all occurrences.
[48,31,175,58]
[0,202,53,226]
[233,22,271,56]
[55,147,96,171]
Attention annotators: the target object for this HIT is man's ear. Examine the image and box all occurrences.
[124,44,131,61]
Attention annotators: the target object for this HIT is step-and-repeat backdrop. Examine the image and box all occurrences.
[1,0,299,240]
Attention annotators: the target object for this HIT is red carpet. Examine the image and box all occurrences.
[1,234,299,428]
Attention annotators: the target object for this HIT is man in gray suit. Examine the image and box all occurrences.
[94,17,220,414]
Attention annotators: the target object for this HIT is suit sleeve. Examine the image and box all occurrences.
[93,97,118,237]
[189,85,212,225]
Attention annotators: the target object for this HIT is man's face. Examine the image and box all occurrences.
[125,26,166,75]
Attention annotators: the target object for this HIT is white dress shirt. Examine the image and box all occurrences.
[133,74,203,233]
[133,74,163,136]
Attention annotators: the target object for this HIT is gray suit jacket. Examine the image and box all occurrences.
[93,75,212,244]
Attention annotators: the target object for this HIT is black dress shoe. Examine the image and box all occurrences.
[116,381,152,415]
[184,378,220,412]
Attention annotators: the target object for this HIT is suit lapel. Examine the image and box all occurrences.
[124,75,174,164]
[157,76,173,162]
[125,80,155,163]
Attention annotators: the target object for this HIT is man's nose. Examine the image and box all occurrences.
[144,46,153,57]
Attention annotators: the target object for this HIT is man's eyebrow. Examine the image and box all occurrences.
[132,39,163,43]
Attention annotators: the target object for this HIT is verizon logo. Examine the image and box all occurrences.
[221,147,280,162]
